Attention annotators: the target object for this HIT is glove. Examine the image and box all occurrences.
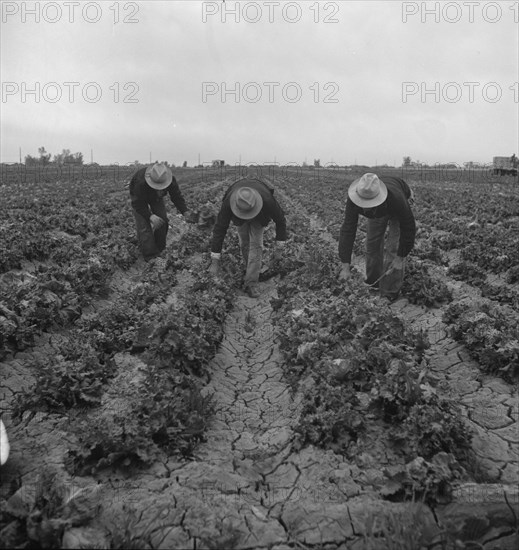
[389,256,405,271]
[149,214,165,232]
[273,240,287,261]
[208,258,221,276]
[339,264,351,281]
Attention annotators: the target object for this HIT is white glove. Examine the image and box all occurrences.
[208,258,221,276]
[339,264,351,281]
[389,256,405,271]
[149,214,165,232]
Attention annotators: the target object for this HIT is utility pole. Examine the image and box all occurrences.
[149,152,152,163]
[19,147,21,164]
[91,149,93,164]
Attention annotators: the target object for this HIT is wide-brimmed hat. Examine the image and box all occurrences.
[348,173,388,208]
[230,187,263,219]
[145,163,173,190]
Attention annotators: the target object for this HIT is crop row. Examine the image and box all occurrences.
[4,176,239,473]
[273,175,518,381]
[264,201,471,505]
[0,171,222,359]
[1,177,138,358]
[412,181,519,276]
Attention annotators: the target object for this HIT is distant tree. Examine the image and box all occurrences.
[313,159,321,168]
[24,154,39,165]
[38,146,51,165]
[182,161,187,168]
[53,149,84,164]
[403,156,411,167]
[302,161,308,167]
[53,149,70,165]
[62,149,72,163]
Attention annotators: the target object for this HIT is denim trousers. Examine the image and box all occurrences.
[133,199,168,261]
[365,216,405,298]
[237,221,265,286]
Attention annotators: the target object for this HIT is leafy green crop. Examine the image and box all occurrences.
[444,300,519,380]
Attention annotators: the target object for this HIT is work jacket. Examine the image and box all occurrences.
[129,167,187,220]
[211,178,287,253]
[339,176,416,263]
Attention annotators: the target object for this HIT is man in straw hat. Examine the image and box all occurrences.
[129,162,194,262]
[209,178,287,298]
[338,173,416,300]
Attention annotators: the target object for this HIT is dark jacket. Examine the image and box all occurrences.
[211,178,287,253]
[129,167,187,220]
[339,176,416,263]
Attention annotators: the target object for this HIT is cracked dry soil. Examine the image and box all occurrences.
[306,198,518,490]
[1,207,518,549]
[101,267,519,549]
[86,278,409,549]
[0,266,457,549]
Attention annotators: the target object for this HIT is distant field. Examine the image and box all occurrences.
[1,162,517,187]
[1,168,518,549]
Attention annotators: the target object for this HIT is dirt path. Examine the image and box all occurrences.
[89,275,419,549]
[389,293,518,484]
[2,181,518,549]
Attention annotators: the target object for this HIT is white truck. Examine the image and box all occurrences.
[493,155,518,176]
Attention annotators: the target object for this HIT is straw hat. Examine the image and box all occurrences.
[348,173,388,207]
[230,187,263,219]
[145,163,173,190]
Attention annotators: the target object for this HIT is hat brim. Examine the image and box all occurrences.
[230,188,263,220]
[348,177,388,208]
[145,166,173,190]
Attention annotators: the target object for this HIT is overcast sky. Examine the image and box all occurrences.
[1,0,518,166]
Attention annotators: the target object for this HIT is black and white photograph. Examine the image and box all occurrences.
[1,1,518,548]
